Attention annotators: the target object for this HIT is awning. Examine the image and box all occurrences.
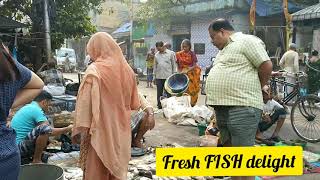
[292,3,320,21]
[112,22,131,38]
[112,22,148,40]
[0,16,28,29]
[117,41,126,46]
[246,0,303,17]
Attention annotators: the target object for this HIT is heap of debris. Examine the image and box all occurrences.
[56,144,232,180]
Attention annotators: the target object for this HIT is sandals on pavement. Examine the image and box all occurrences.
[269,136,281,142]
[131,147,146,157]
[255,138,275,146]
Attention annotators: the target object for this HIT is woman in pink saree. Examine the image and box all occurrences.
[72,32,140,180]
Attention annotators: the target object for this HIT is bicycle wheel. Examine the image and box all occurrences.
[291,94,320,143]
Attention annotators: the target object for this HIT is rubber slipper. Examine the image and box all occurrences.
[255,138,263,144]
[261,139,275,146]
[256,138,275,146]
[131,147,145,157]
[269,136,281,142]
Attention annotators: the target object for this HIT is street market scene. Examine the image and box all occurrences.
[1,0,320,180]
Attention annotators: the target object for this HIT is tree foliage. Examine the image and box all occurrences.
[0,0,103,49]
[136,0,192,23]
[50,0,102,49]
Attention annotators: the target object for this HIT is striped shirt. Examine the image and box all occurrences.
[205,32,270,110]
[153,49,177,79]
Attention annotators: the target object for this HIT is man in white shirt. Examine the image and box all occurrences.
[256,86,287,142]
[164,42,172,51]
[153,41,177,109]
[279,43,299,73]
[279,43,299,96]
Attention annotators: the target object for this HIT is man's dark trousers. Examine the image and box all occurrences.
[156,79,166,109]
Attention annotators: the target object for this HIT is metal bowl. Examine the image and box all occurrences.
[19,164,64,180]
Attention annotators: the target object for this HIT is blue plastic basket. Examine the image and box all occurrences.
[165,73,189,96]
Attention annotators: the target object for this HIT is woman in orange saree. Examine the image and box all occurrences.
[72,32,140,180]
[176,39,201,106]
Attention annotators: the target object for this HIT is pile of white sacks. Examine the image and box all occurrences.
[161,96,213,126]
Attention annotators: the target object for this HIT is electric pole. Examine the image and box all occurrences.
[43,0,52,62]
[130,0,133,61]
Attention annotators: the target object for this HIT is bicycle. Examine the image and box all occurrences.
[270,71,320,143]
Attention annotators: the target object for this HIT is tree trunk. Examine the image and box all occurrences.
[30,23,46,72]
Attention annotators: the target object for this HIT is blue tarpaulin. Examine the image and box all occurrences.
[146,21,156,37]
[112,22,155,39]
[246,0,303,17]
[112,22,131,34]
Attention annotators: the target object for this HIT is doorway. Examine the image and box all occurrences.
[172,34,191,52]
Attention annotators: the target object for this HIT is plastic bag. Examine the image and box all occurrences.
[191,105,213,121]
[162,96,191,119]
[44,85,65,96]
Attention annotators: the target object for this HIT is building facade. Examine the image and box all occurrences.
[133,0,303,72]
[293,3,320,54]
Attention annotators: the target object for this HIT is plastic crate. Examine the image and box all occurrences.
[53,95,76,112]
[50,99,67,111]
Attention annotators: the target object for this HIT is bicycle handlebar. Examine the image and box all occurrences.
[305,60,320,73]
[273,70,307,77]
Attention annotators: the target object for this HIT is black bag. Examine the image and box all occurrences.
[65,83,80,96]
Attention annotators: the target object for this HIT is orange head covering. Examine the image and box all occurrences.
[73,32,140,179]
[87,32,124,62]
